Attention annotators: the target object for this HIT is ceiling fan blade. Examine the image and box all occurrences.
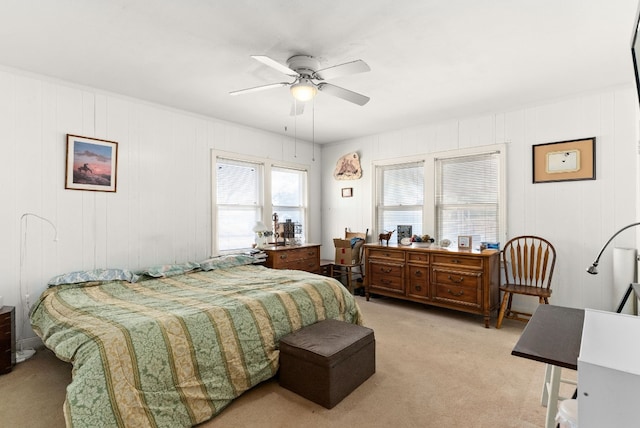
[290,101,305,116]
[317,82,370,106]
[229,82,288,96]
[251,55,299,77]
[314,60,370,81]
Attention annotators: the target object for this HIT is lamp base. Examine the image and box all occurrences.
[16,348,36,363]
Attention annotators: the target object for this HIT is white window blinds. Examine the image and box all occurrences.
[216,158,263,251]
[375,161,425,244]
[271,166,307,243]
[435,151,500,245]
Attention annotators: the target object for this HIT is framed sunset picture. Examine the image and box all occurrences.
[65,134,118,192]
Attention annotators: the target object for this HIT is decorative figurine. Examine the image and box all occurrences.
[378,230,395,246]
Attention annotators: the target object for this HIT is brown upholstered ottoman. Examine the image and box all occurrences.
[278,319,375,409]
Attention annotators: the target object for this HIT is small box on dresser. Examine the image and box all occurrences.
[0,306,16,374]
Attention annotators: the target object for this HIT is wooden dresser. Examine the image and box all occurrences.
[262,244,321,273]
[0,306,16,374]
[364,244,500,328]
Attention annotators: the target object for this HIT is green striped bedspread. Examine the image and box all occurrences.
[30,265,362,427]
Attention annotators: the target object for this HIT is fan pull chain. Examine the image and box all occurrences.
[312,97,315,161]
[294,98,297,158]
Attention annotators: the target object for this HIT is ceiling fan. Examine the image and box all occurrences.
[230,55,371,115]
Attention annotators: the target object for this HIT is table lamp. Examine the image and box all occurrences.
[252,221,268,248]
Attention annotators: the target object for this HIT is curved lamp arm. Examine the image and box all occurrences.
[586,221,640,274]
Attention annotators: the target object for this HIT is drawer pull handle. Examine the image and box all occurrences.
[450,259,460,264]
[415,285,422,291]
[379,267,393,274]
[381,279,392,285]
[308,251,315,255]
[414,270,423,277]
[447,275,464,284]
[447,288,464,297]
[279,254,288,259]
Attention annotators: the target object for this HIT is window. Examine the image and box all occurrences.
[374,144,506,248]
[272,166,307,241]
[215,158,263,252]
[212,152,308,254]
[433,147,505,247]
[374,161,425,244]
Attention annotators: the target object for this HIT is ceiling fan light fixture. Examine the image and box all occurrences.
[290,79,317,102]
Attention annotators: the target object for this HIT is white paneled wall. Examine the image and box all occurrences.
[322,86,639,316]
[0,68,321,344]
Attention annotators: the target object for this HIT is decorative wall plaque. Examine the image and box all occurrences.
[334,152,362,180]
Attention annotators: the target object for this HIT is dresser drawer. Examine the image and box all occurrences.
[407,266,429,298]
[432,268,482,306]
[369,262,404,292]
[433,283,480,306]
[0,306,15,374]
[431,254,483,269]
[407,251,429,264]
[367,248,405,261]
[274,247,319,263]
[286,259,320,272]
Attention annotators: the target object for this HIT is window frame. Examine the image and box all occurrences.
[426,144,507,247]
[373,155,427,245]
[373,144,506,247]
[373,157,426,245]
[211,150,309,255]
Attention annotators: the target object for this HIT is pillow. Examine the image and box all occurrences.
[139,261,201,278]
[199,254,256,271]
[48,268,139,286]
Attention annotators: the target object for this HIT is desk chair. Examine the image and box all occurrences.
[331,228,368,294]
[496,235,556,329]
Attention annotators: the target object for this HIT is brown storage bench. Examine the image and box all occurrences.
[278,319,375,409]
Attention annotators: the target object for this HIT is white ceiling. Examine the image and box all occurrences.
[0,0,638,144]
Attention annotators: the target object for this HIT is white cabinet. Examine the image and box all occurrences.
[578,309,640,427]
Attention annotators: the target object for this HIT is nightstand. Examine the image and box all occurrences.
[262,244,321,273]
[0,306,16,374]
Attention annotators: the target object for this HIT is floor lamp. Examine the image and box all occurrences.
[18,212,58,362]
[586,221,640,313]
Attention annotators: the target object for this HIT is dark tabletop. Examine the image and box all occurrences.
[511,304,585,370]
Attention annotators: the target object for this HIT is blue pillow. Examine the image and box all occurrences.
[48,268,139,286]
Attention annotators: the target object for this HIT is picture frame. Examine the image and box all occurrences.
[65,134,118,192]
[532,137,595,183]
[341,187,353,198]
[397,225,413,243]
[458,235,472,250]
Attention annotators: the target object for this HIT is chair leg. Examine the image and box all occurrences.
[496,291,510,329]
[506,293,513,317]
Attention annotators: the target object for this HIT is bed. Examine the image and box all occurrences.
[30,259,362,428]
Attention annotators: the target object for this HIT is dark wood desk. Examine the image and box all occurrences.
[512,304,584,369]
[511,304,584,428]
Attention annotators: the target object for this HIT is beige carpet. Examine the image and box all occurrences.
[0,296,577,427]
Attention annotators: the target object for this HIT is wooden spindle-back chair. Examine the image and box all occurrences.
[496,235,556,328]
